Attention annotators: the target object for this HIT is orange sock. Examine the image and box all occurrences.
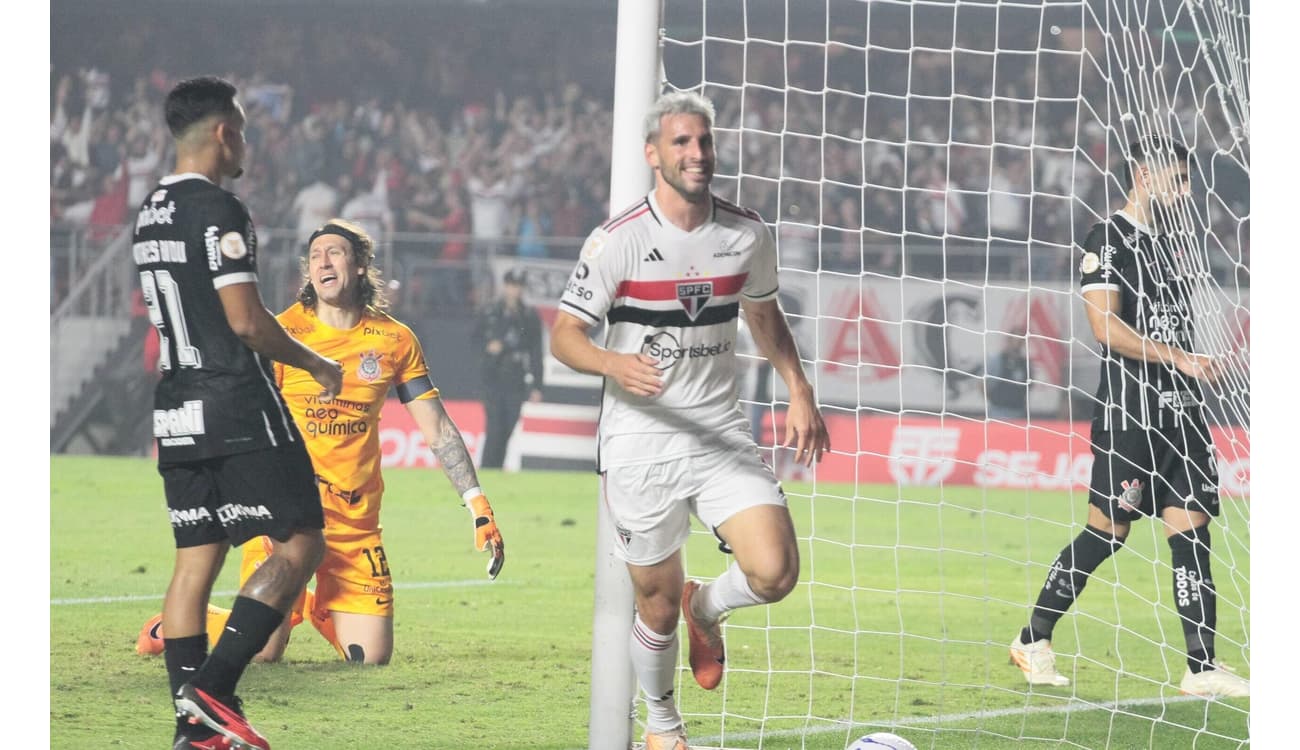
[302,589,346,659]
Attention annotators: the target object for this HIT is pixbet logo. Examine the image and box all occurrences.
[136,200,177,230]
[887,425,960,485]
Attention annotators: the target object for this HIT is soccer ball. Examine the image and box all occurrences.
[848,732,918,750]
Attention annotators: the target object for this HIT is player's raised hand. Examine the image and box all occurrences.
[783,387,831,467]
[310,356,344,400]
[604,352,664,398]
[467,494,505,580]
[1175,352,1222,384]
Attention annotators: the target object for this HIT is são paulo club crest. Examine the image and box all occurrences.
[357,350,383,382]
[677,281,713,321]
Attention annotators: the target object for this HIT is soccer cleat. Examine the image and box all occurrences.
[136,613,165,655]
[136,605,243,656]
[1211,657,1239,674]
[681,580,726,690]
[1009,634,1071,687]
[174,684,270,750]
[1180,667,1250,698]
[644,728,690,750]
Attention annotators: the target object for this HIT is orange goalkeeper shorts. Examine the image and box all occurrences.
[239,526,394,622]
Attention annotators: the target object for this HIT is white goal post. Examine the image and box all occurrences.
[590,1,1249,748]
[588,2,662,748]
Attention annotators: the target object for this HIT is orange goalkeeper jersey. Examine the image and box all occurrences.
[275,303,439,522]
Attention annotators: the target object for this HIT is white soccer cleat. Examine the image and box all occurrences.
[1180,667,1250,699]
[1211,657,1239,674]
[1009,634,1071,686]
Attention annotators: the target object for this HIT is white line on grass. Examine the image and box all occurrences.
[51,579,497,606]
[694,694,1211,746]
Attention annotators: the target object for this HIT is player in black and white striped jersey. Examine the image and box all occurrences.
[1010,137,1248,699]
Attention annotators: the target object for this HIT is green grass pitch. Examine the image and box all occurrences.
[50,455,1249,749]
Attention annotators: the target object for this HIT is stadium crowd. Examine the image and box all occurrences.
[51,7,1247,307]
[51,68,614,257]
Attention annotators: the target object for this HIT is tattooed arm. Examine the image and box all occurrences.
[405,395,504,578]
[404,397,481,496]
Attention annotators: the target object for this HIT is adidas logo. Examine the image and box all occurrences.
[643,248,665,262]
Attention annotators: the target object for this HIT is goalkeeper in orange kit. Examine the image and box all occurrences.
[139,218,504,664]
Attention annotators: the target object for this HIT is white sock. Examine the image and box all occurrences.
[630,613,682,733]
[696,562,766,623]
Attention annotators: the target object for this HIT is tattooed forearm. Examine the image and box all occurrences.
[431,408,481,495]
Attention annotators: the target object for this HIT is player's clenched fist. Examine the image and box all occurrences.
[603,351,663,397]
[467,494,505,579]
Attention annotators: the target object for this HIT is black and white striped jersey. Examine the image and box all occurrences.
[1078,210,1207,433]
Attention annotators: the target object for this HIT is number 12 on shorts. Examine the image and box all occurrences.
[362,545,390,578]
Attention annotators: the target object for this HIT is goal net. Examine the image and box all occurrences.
[629,0,1251,746]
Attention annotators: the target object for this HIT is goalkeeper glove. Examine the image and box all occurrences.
[466,494,504,579]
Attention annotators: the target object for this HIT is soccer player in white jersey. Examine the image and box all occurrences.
[550,91,831,750]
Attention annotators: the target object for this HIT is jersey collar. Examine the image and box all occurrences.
[647,190,715,235]
[1114,208,1153,235]
[159,172,214,186]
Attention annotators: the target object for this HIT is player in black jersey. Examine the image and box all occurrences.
[135,76,344,750]
[1009,137,1248,699]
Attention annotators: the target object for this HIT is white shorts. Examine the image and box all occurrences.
[600,446,787,566]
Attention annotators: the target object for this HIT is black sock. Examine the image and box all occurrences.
[191,596,284,699]
[1169,525,1217,674]
[1022,525,1125,643]
[164,633,207,735]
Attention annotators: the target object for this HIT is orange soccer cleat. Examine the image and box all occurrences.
[681,580,726,690]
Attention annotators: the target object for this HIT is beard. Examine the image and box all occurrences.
[663,165,711,202]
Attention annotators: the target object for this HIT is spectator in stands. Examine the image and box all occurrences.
[124,129,165,208]
[292,176,341,243]
[990,156,1031,241]
[87,166,130,244]
[466,153,519,256]
[515,196,551,258]
[340,170,394,246]
[49,10,1236,297]
[89,118,124,177]
[549,187,591,241]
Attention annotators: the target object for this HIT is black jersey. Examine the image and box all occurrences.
[1078,210,1207,433]
[133,173,301,463]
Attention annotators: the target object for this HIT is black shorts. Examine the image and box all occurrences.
[1088,427,1220,523]
[159,438,323,548]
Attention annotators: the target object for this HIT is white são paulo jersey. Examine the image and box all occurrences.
[559,191,780,469]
